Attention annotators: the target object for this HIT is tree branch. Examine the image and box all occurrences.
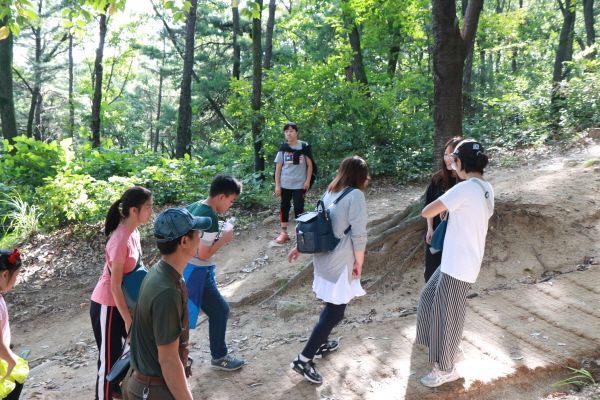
[12,68,34,95]
[108,57,134,105]
[461,0,484,49]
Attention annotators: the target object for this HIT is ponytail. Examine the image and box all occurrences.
[104,199,124,236]
[0,249,22,275]
[104,186,152,236]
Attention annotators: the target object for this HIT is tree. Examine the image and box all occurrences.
[175,0,197,158]
[341,0,369,93]
[0,16,18,144]
[582,0,595,59]
[263,0,276,71]
[232,0,241,79]
[431,0,484,161]
[551,0,576,119]
[251,0,265,175]
[90,9,107,148]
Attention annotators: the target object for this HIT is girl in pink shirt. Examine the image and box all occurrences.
[90,187,153,400]
[0,249,24,400]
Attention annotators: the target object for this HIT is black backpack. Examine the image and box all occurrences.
[295,188,355,254]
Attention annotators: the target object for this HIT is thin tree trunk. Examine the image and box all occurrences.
[68,33,74,137]
[431,0,484,161]
[232,0,241,79]
[582,0,596,59]
[0,16,18,145]
[263,0,276,71]
[91,11,108,148]
[27,12,42,139]
[552,0,576,121]
[35,93,43,141]
[175,0,198,158]
[251,0,265,175]
[154,38,165,153]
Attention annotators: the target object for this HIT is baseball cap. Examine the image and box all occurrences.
[453,140,484,158]
[154,208,212,242]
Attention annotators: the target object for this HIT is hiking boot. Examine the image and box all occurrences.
[420,364,460,387]
[455,347,466,363]
[211,354,244,371]
[276,232,290,243]
[313,340,339,359]
[290,356,323,384]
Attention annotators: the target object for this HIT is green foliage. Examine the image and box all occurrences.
[552,367,596,387]
[1,136,68,188]
[0,193,41,240]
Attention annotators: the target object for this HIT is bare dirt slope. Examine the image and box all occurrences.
[8,140,600,400]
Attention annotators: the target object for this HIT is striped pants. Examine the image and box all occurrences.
[415,268,471,372]
[90,301,128,400]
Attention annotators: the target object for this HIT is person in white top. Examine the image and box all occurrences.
[415,140,495,388]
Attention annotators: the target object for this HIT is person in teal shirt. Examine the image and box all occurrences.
[185,174,245,371]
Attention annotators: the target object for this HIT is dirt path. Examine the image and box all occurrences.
[9,140,600,399]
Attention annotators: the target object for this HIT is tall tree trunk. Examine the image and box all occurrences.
[251,0,265,175]
[175,0,198,159]
[263,0,276,71]
[582,0,596,59]
[432,0,484,161]
[0,17,18,145]
[461,0,475,114]
[232,0,241,79]
[387,45,400,76]
[27,15,42,139]
[552,0,576,117]
[91,11,108,148]
[154,38,165,153]
[341,0,369,94]
[68,33,75,137]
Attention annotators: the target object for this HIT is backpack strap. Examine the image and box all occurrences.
[471,179,492,213]
[321,187,355,238]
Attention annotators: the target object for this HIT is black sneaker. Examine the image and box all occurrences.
[313,340,339,359]
[290,356,323,384]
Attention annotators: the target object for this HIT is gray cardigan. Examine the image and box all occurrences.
[312,188,367,283]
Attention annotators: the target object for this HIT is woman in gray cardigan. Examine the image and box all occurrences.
[287,156,369,384]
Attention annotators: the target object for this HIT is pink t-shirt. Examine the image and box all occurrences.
[91,224,141,306]
[0,295,11,348]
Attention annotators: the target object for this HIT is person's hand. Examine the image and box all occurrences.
[302,180,310,190]
[221,228,234,243]
[2,352,18,379]
[439,210,447,220]
[288,247,300,263]
[425,228,433,244]
[351,260,363,278]
[275,186,282,196]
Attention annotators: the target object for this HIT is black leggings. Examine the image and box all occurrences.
[301,303,347,359]
[5,382,23,400]
[280,188,306,223]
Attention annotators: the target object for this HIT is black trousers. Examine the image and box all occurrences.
[280,188,306,223]
[4,382,23,400]
[301,303,346,359]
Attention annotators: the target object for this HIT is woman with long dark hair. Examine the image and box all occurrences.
[423,136,463,282]
[90,186,153,400]
[287,156,369,384]
[416,140,494,387]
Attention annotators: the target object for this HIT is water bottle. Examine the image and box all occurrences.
[224,217,236,232]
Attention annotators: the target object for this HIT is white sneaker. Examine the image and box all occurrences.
[455,347,466,363]
[420,365,460,387]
